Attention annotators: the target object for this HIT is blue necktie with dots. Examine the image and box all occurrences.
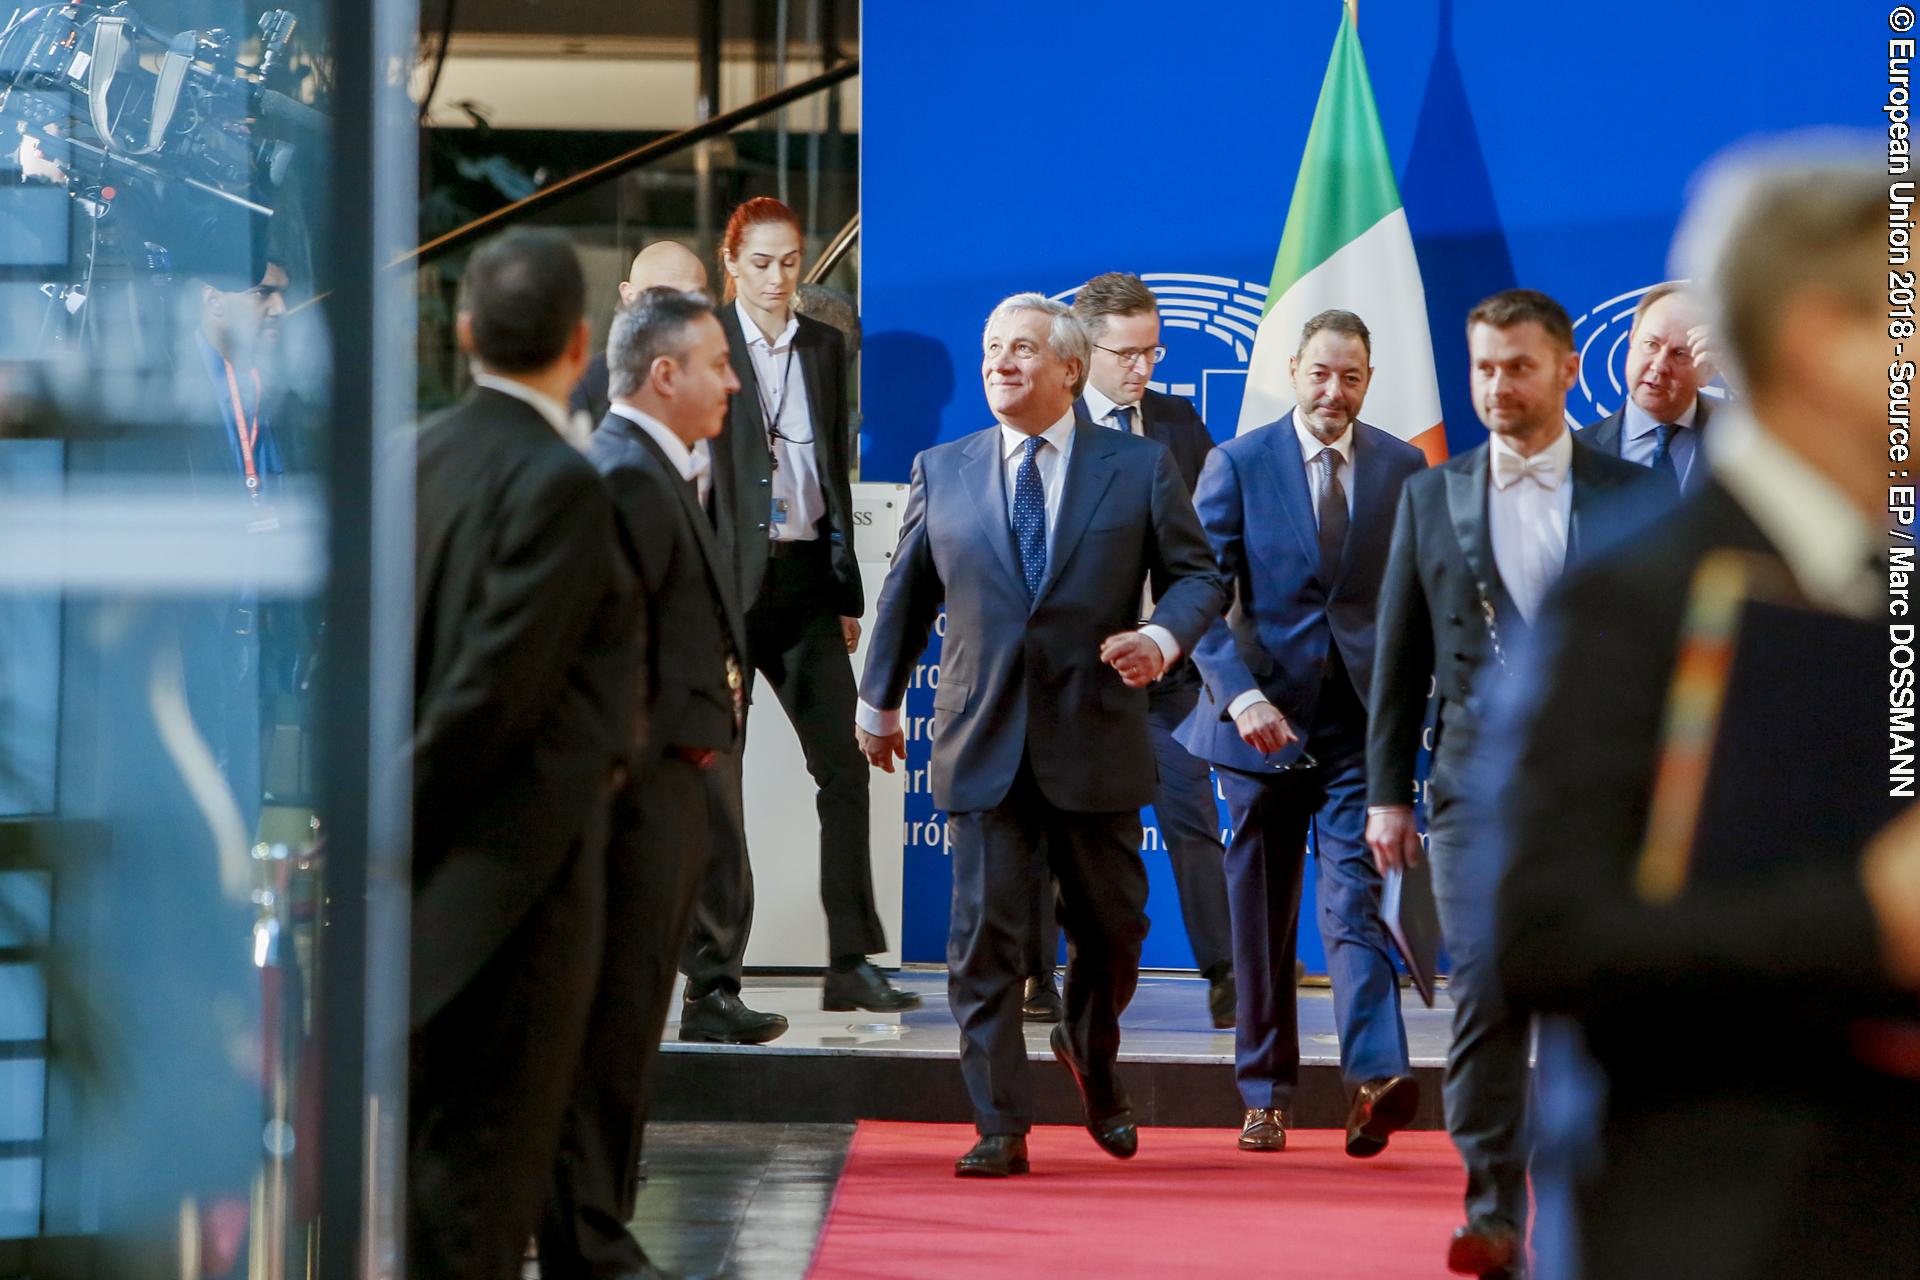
[1013,436,1047,600]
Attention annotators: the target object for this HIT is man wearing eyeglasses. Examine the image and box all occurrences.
[1175,309,1427,1158]
[1007,272,1237,1032]
[1580,283,1718,493]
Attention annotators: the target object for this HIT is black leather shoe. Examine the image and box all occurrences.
[1049,1024,1138,1159]
[1021,974,1063,1023]
[1206,968,1237,1029]
[677,989,789,1044]
[1345,1074,1420,1158]
[822,961,924,1012]
[1237,1107,1286,1152]
[954,1133,1030,1178]
[1446,1215,1519,1276]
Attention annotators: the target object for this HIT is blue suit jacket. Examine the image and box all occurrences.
[859,420,1227,814]
[1176,412,1427,774]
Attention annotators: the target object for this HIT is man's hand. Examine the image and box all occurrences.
[1366,806,1424,876]
[1686,323,1718,383]
[857,726,906,773]
[1233,702,1298,755]
[841,616,862,653]
[1100,631,1167,688]
[1863,803,1920,989]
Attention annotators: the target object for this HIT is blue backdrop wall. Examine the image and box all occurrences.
[862,1,1866,967]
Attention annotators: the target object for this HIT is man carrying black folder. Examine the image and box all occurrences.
[1495,146,1920,1279]
[1366,289,1663,1278]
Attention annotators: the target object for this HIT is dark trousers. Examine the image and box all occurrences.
[1031,665,1234,978]
[949,756,1149,1135]
[682,544,884,992]
[1217,660,1408,1109]
[1428,750,1531,1229]
[540,756,709,1278]
[408,834,603,1280]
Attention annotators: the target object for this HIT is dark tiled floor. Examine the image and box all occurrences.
[625,1122,852,1279]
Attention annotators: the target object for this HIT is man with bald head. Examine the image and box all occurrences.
[572,239,711,423]
[1581,283,1717,492]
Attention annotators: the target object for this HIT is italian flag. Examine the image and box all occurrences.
[1238,5,1447,463]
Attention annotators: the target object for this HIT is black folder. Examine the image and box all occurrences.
[1382,860,1441,1008]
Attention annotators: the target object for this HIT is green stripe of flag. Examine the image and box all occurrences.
[1261,9,1404,316]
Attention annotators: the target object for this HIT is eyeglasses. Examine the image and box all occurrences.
[1094,343,1166,369]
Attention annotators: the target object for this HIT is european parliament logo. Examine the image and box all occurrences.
[1051,272,1269,435]
[1569,283,1728,430]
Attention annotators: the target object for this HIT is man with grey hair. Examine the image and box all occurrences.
[855,292,1226,1176]
[540,286,749,1278]
[1497,142,1920,1277]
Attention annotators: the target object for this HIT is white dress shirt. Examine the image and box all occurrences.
[737,299,826,542]
[1622,395,1702,489]
[1084,382,1146,436]
[1226,411,1357,720]
[1487,426,1574,622]
[472,370,591,452]
[998,411,1077,541]
[607,401,711,509]
[1293,409,1355,521]
[855,410,1178,734]
[1710,409,1879,618]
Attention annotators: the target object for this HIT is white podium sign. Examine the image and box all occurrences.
[740,483,911,967]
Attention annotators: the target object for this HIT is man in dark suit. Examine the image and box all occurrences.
[1004,271,1238,1031]
[539,287,748,1279]
[570,240,709,425]
[679,239,916,1044]
[856,293,1226,1176]
[1366,290,1664,1278]
[1580,283,1716,491]
[1498,153,1920,1280]
[409,230,636,1280]
[1175,309,1428,1157]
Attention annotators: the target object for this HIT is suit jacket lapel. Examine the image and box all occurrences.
[795,320,838,495]
[624,419,749,649]
[1444,443,1520,623]
[1258,411,1324,573]
[1037,422,1118,603]
[964,429,1029,597]
[1566,439,1618,562]
[1332,424,1391,592]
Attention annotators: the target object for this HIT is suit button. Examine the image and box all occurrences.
[1448,612,1462,625]
[759,478,770,487]
[1456,675,1471,695]
[756,523,767,531]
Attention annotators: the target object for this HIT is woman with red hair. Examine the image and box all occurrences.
[677,196,922,1044]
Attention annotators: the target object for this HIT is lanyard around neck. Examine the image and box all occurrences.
[222,358,264,495]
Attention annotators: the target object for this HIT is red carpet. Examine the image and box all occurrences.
[809,1122,1471,1279]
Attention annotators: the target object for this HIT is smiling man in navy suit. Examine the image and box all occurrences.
[856,293,1226,1177]
[994,272,1234,1030]
[1175,309,1428,1159]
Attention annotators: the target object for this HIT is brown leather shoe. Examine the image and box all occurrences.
[1446,1216,1519,1275]
[1344,1074,1420,1158]
[1237,1108,1286,1152]
[954,1134,1030,1178]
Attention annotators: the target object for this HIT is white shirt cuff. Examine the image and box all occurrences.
[1139,624,1181,668]
[1226,689,1271,720]
[1366,804,1415,816]
[856,700,901,736]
